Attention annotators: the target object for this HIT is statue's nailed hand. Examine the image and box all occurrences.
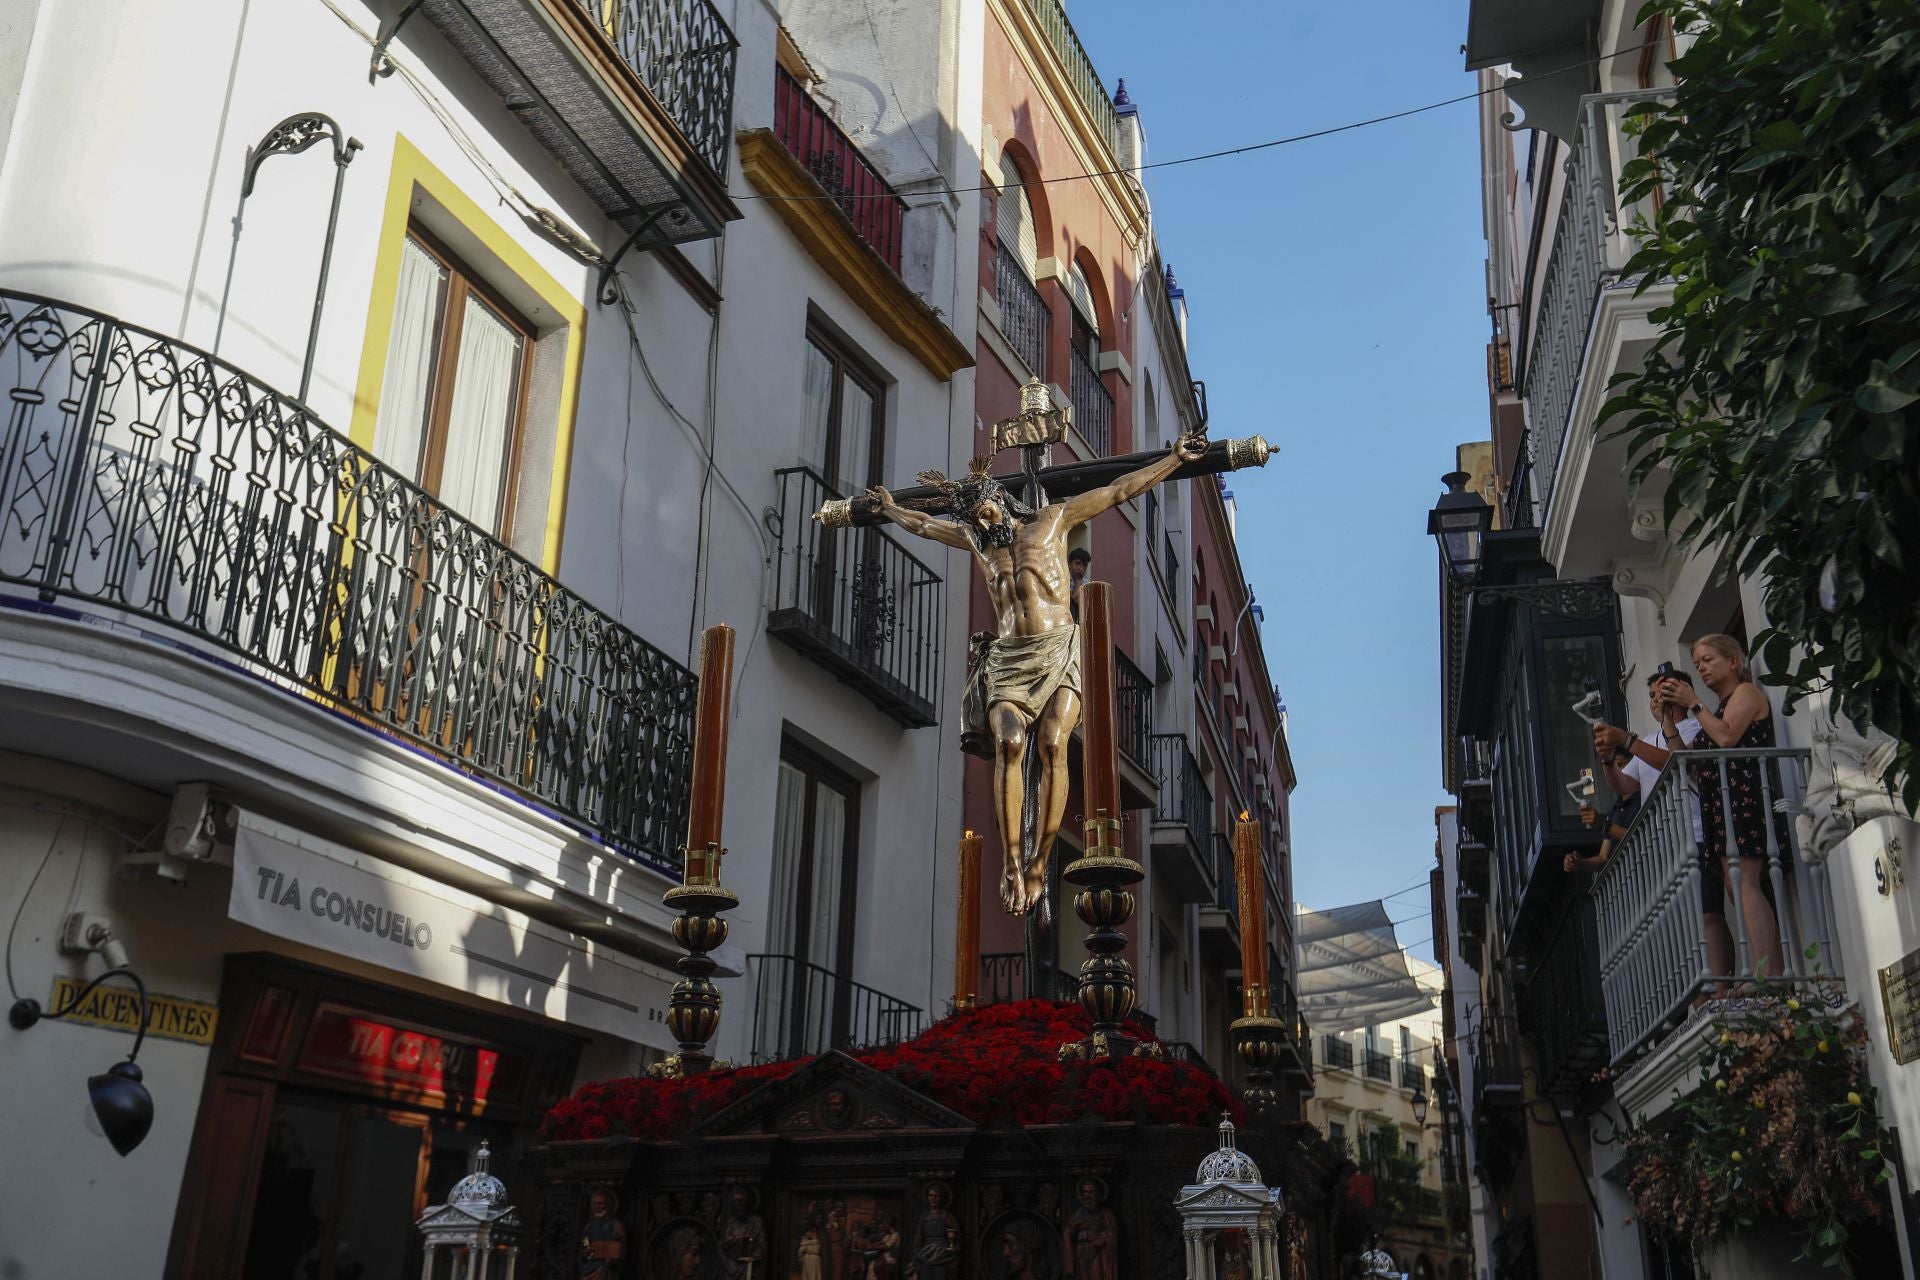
[865,484,896,515]
[1174,433,1208,463]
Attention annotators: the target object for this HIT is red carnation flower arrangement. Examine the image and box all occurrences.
[542,1000,1242,1142]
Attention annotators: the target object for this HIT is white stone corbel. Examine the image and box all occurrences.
[1611,551,1675,626]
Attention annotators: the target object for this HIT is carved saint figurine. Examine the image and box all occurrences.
[1061,1179,1116,1280]
[907,1183,959,1280]
[868,434,1206,917]
[720,1186,767,1280]
[579,1188,626,1280]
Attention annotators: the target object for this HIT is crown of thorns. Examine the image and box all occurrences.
[916,456,1034,520]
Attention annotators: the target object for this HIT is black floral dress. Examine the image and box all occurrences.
[1688,689,1791,890]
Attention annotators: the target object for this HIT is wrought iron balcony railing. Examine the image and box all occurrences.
[993,242,1050,379]
[1208,832,1239,920]
[1474,1016,1524,1108]
[1016,0,1121,156]
[1362,1049,1393,1083]
[1398,1056,1426,1091]
[1068,343,1113,457]
[1163,1039,1217,1077]
[980,950,1076,1005]
[1114,647,1152,768]
[1523,894,1609,1100]
[1593,746,1831,1070]
[0,291,695,867]
[1148,732,1212,849]
[772,66,906,272]
[1322,1035,1354,1071]
[1521,89,1671,526]
[744,953,924,1062]
[768,467,942,727]
[1503,429,1535,531]
[579,0,738,177]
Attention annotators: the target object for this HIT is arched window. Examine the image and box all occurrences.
[994,150,1048,377]
[996,150,1039,274]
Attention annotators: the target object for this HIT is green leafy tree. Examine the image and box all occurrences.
[1605,0,1920,801]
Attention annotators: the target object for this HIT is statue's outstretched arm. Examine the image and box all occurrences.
[1058,434,1207,524]
[863,485,976,551]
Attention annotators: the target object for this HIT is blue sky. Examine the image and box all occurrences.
[1077,0,1484,945]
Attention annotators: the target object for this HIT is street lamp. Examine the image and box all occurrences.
[1425,471,1493,580]
[1410,1088,1429,1128]
[9,967,155,1155]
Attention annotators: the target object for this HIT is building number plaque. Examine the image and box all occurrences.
[1878,946,1920,1065]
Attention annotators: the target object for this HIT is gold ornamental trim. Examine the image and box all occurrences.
[737,130,973,380]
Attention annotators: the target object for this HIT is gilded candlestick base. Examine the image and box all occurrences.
[1232,1014,1289,1112]
[1058,814,1147,1060]
[659,842,737,1075]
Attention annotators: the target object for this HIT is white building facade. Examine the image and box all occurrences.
[0,0,981,1273]
[1445,0,1920,1276]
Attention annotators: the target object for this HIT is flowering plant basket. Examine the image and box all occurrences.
[1623,976,1891,1275]
[541,999,1240,1143]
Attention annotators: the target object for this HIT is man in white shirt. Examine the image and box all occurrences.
[1564,667,1704,881]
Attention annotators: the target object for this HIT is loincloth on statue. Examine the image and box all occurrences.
[984,625,1083,719]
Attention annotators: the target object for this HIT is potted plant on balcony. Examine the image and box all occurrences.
[1621,964,1893,1275]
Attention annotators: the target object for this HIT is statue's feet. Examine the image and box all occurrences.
[1001,867,1025,915]
[1018,865,1048,915]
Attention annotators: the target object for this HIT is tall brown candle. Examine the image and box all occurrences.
[1235,811,1268,1015]
[684,623,736,881]
[1077,582,1121,826]
[955,830,982,1008]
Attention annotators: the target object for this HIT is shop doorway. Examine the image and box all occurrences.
[167,956,582,1280]
[239,1090,519,1279]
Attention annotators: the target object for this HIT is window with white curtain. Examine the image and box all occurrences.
[371,228,531,536]
[759,742,861,1059]
[799,326,885,497]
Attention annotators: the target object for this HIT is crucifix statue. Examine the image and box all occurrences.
[815,379,1272,931]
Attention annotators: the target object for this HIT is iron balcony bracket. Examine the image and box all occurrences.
[597,203,690,305]
[369,0,430,82]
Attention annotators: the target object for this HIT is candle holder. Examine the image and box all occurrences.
[650,843,739,1079]
[1232,986,1287,1113]
[1058,812,1161,1062]
[649,623,739,1080]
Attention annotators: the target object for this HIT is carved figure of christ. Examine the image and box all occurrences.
[867,434,1206,915]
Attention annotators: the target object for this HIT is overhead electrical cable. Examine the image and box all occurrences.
[734,42,1642,207]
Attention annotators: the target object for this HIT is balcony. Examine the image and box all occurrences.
[407,0,740,251]
[980,950,1077,1005]
[1163,1040,1219,1078]
[1362,1049,1393,1083]
[1015,0,1121,154]
[1593,748,1837,1110]
[768,467,943,727]
[993,242,1051,379]
[1114,648,1152,770]
[1068,343,1113,457]
[773,66,905,273]
[1518,90,1675,570]
[1475,1016,1524,1109]
[1398,1056,1425,1091]
[744,953,924,1062]
[1148,733,1213,902]
[1197,832,1241,963]
[1456,885,1486,950]
[0,291,695,867]
[1322,1035,1353,1071]
[1456,833,1490,897]
[1522,894,1609,1102]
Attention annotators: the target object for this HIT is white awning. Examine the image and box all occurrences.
[1294,900,1436,1032]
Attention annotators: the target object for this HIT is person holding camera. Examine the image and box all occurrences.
[1574,665,1725,972]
